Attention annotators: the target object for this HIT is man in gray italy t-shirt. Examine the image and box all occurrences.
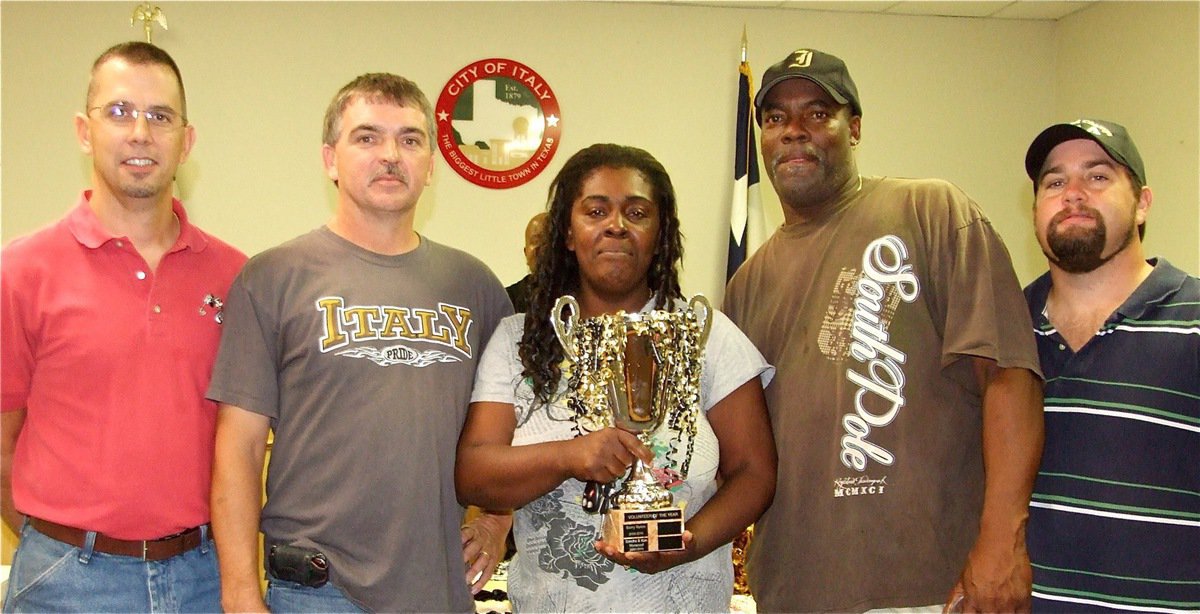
[207,73,512,613]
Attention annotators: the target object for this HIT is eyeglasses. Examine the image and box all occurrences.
[87,102,186,130]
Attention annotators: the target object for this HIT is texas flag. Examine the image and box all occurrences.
[726,50,766,281]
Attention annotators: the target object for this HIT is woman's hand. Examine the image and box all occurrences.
[594,531,698,574]
[565,427,653,484]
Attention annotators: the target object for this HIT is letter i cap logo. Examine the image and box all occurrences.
[788,50,814,69]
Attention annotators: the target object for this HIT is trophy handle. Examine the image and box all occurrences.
[688,294,714,347]
[582,480,615,514]
[552,295,580,362]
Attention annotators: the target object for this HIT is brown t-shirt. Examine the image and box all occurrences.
[724,177,1040,612]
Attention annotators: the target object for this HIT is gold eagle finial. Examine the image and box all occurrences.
[131,3,168,43]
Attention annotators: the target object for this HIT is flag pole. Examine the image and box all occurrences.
[727,26,763,282]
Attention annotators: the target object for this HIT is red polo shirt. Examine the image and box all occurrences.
[1,192,246,539]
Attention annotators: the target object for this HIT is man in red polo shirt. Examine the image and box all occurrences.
[1,41,246,612]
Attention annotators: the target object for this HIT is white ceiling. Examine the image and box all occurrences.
[641,1,1097,21]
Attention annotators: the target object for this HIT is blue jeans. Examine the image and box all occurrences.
[266,578,365,613]
[2,520,221,613]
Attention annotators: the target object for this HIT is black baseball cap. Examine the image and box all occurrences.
[755,48,862,123]
[1025,118,1146,190]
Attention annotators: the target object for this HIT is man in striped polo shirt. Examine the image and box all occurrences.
[1023,118,1199,611]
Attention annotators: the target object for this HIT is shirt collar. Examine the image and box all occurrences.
[1113,258,1187,321]
[1026,258,1188,325]
[1024,271,1053,326]
[67,190,209,253]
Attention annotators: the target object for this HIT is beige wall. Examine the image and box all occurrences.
[5,2,1195,298]
[1054,1,1200,271]
[1,0,1198,561]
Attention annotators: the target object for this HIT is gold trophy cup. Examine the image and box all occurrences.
[552,294,712,552]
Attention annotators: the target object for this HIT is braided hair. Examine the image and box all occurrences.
[520,143,684,405]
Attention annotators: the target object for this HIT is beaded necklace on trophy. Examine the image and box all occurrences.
[554,294,711,552]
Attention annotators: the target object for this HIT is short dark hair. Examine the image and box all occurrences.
[322,73,434,148]
[1130,173,1147,240]
[87,41,186,117]
[519,143,685,405]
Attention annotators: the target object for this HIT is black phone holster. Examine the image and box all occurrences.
[268,543,330,588]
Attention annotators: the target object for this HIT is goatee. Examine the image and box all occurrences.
[1044,208,1133,274]
[121,184,160,199]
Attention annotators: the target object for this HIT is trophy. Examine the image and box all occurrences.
[552,294,712,552]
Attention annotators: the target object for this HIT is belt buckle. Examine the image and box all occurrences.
[142,540,150,560]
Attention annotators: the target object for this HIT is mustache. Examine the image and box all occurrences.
[371,162,408,184]
[771,145,822,166]
[1048,204,1101,227]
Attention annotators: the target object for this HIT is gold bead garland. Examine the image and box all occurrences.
[563,306,705,479]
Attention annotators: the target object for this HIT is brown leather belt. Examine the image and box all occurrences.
[30,517,207,561]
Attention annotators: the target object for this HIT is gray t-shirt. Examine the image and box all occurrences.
[208,227,512,613]
[470,299,773,612]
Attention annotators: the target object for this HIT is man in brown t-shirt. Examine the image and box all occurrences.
[724,48,1044,612]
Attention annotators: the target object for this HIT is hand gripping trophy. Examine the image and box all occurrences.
[552,294,712,552]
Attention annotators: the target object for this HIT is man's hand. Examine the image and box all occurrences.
[211,405,271,614]
[2,409,28,533]
[461,508,512,594]
[946,361,1040,613]
[944,514,1033,613]
[219,584,269,614]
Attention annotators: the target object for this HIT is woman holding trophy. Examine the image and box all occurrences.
[457,143,777,612]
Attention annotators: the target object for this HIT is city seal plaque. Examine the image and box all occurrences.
[435,58,562,189]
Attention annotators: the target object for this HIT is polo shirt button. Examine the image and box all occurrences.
[136,271,147,280]
[115,240,124,248]
[153,305,162,314]
[1058,343,1066,350]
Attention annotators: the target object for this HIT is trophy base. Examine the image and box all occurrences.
[603,507,685,553]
